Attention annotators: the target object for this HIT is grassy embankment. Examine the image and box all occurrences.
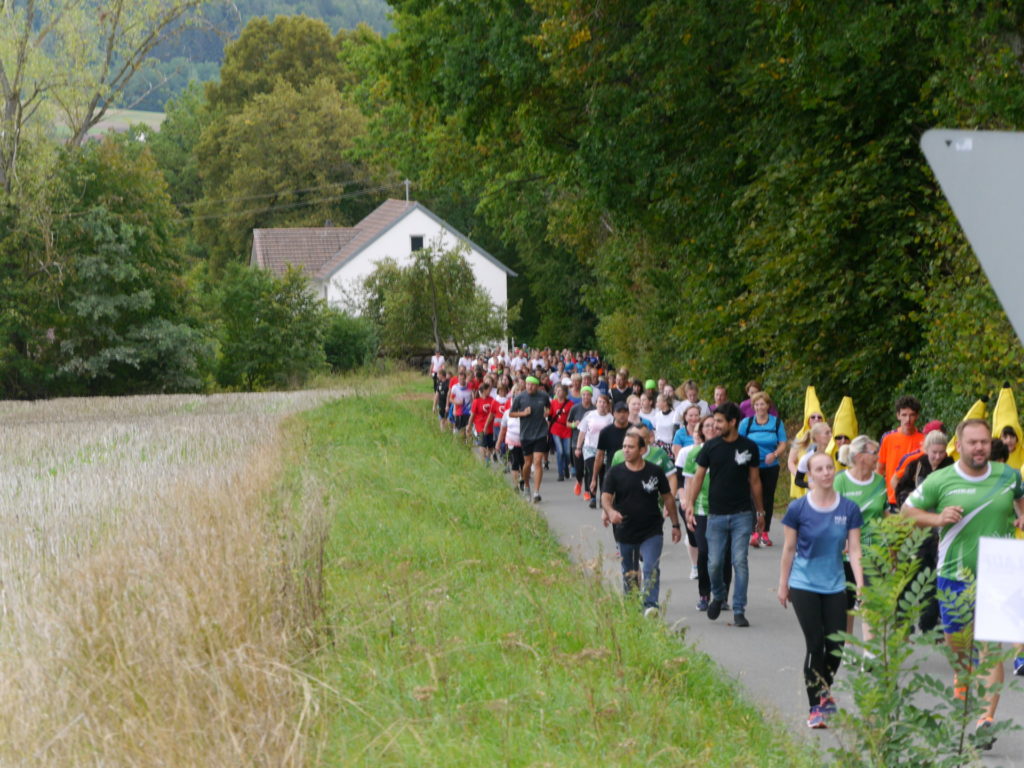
[302,373,819,766]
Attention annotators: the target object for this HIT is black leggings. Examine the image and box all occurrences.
[694,515,730,599]
[789,588,847,707]
[758,464,780,532]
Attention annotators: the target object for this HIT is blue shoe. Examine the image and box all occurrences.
[807,705,828,729]
[696,597,709,612]
[819,695,837,715]
[1014,657,1024,677]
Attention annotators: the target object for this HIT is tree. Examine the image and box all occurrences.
[359,241,516,356]
[0,0,211,194]
[323,310,378,372]
[215,264,327,390]
[192,16,379,270]
[51,138,207,395]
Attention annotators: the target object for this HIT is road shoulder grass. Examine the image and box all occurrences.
[301,376,818,766]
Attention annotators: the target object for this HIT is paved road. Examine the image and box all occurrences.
[529,470,1024,766]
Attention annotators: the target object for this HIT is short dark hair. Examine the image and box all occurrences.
[894,395,922,414]
[715,402,741,424]
[990,439,1010,462]
[1001,425,1018,439]
[623,432,646,450]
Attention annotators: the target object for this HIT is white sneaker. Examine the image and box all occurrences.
[643,607,659,618]
[689,566,699,580]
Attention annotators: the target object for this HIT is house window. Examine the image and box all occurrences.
[410,235,424,252]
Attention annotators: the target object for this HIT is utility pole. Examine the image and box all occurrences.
[404,178,411,202]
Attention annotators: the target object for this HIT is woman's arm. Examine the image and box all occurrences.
[777,524,798,608]
[847,527,864,594]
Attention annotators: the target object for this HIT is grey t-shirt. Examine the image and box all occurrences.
[512,390,551,442]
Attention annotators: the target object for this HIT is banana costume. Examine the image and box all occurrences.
[946,398,988,461]
[826,396,858,462]
[789,385,823,499]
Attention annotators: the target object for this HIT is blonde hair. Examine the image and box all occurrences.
[838,434,878,466]
[923,430,948,449]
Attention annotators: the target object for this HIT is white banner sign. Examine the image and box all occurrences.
[975,536,1024,644]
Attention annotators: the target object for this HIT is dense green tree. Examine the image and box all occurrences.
[50,139,207,395]
[215,264,327,389]
[193,16,379,270]
[359,243,516,356]
[147,82,211,208]
[323,310,379,371]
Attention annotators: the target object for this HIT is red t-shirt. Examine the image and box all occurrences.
[492,397,511,434]
[549,399,573,439]
[471,396,495,433]
[879,429,924,503]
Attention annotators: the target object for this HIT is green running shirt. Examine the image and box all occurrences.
[682,444,710,517]
[906,461,1024,580]
[834,470,888,545]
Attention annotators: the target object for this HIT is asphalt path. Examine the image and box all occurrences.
[526,469,1024,766]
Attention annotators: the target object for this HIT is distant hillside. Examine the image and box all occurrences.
[121,0,392,111]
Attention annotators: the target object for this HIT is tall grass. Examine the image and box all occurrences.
[304,378,818,767]
[0,391,339,765]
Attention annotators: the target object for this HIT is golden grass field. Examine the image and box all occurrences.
[0,390,339,766]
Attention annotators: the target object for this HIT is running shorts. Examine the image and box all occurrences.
[521,437,548,456]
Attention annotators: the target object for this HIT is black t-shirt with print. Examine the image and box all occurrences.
[695,435,760,514]
[602,460,669,544]
[596,424,629,458]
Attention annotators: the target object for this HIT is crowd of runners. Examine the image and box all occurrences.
[429,347,1024,742]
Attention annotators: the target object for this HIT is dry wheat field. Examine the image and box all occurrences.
[0,390,340,766]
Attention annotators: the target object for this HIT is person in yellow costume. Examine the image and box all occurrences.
[788,386,825,498]
[827,396,858,466]
[992,384,1024,470]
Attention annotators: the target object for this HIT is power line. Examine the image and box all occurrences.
[181,182,406,222]
[174,178,379,209]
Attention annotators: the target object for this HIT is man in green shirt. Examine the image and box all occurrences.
[903,418,1024,748]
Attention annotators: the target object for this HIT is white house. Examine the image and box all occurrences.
[249,199,515,310]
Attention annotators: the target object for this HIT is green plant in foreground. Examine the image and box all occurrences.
[829,516,1019,767]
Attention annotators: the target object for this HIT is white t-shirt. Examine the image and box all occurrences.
[430,355,445,374]
[578,410,614,459]
[652,409,678,446]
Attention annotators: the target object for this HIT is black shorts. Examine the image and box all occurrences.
[521,437,548,456]
[509,446,524,471]
[475,432,495,449]
[454,414,469,430]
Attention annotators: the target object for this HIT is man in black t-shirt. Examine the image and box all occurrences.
[602,432,682,614]
[510,376,552,503]
[590,400,630,506]
[685,402,764,627]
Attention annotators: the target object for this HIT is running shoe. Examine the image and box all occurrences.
[749,532,761,548]
[533,493,542,504]
[689,565,699,580]
[760,532,773,546]
[975,716,996,750]
[557,475,565,482]
[733,613,749,628]
[574,481,582,496]
[819,695,837,715]
[1014,657,1024,677]
[706,599,723,621]
[583,490,592,501]
[588,498,596,509]
[643,606,659,619]
[696,597,709,612]
[807,705,828,729]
